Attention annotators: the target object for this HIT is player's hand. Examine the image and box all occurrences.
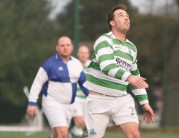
[26,105,36,117]
[127,75,149,89]
[142,103,154,124]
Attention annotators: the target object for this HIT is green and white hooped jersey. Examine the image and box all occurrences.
[84,31,149,105]
[75,60,91,103]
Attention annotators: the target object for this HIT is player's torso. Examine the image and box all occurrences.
[43,57,83,104]
[48,60,81,83]
[111,38,136,72]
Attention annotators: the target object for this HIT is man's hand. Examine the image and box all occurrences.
[142,104,154,124]
[127,75,149,89]
[26,105,36,117]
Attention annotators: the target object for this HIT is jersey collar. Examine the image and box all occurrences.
[56,53,72,61]
[109,31,128,42]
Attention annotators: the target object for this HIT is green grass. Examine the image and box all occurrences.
[0,131,179,138]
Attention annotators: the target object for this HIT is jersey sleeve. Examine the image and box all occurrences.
[78,70,89,96]
[129,59,149,105]
[94,36,131,81]
[28,67,48,105]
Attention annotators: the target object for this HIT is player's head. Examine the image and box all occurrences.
[77,45,90,63]
[106,4,130,33]
[56,36,73,58]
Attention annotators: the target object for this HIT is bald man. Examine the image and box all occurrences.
[69,46,91,138]
[26,36,89,138]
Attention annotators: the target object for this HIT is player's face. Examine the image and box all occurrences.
[77,46,90,63]
[56,37,73,58]
[111,9,130,33]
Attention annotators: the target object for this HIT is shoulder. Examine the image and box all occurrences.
[43,54,56,64]
[41,54,56,68]
[71,56,81,65]
[125,39,137,51]
[71,56,83,70]
[125,39,136,47]
[94,32,112,48]
[96,32,112,42]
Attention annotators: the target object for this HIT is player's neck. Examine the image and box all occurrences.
[60,55,71,62]
[112,29,126,42]
[80,61,86,67]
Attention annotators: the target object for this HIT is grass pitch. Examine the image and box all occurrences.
[0,130,179,138]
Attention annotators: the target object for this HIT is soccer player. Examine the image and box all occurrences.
[26,36,89,138]
[83,4,154,138]
[69,46,91,138]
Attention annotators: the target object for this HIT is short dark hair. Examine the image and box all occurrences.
[106,4,127,30]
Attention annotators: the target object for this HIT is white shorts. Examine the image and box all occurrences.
[71,102,84,117]
[42,95,73,128]
[84,94,139,138]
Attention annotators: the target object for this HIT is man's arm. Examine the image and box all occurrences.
[129,61,154,123]
[129,60,149,104]
[26,67,48,117]
[78,70,89,96]
[143,104,154,124]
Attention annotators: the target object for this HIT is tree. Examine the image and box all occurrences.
[0,0,57,123]
[55,0,136,41]
[160,0,179,127]
[167,0,179,87]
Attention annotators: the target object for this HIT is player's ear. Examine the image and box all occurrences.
[56,45,58,51]
[110,20,115,27]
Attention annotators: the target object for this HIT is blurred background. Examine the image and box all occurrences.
[0,0,179,137]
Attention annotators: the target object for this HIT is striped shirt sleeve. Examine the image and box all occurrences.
[78,71,89,96]
[129,60,149,105]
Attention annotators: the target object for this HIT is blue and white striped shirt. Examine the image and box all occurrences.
[28,54,89,105]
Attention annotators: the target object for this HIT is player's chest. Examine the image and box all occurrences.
[112,44,135,71]
[49,62,80,82]
[112,44,134,58]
